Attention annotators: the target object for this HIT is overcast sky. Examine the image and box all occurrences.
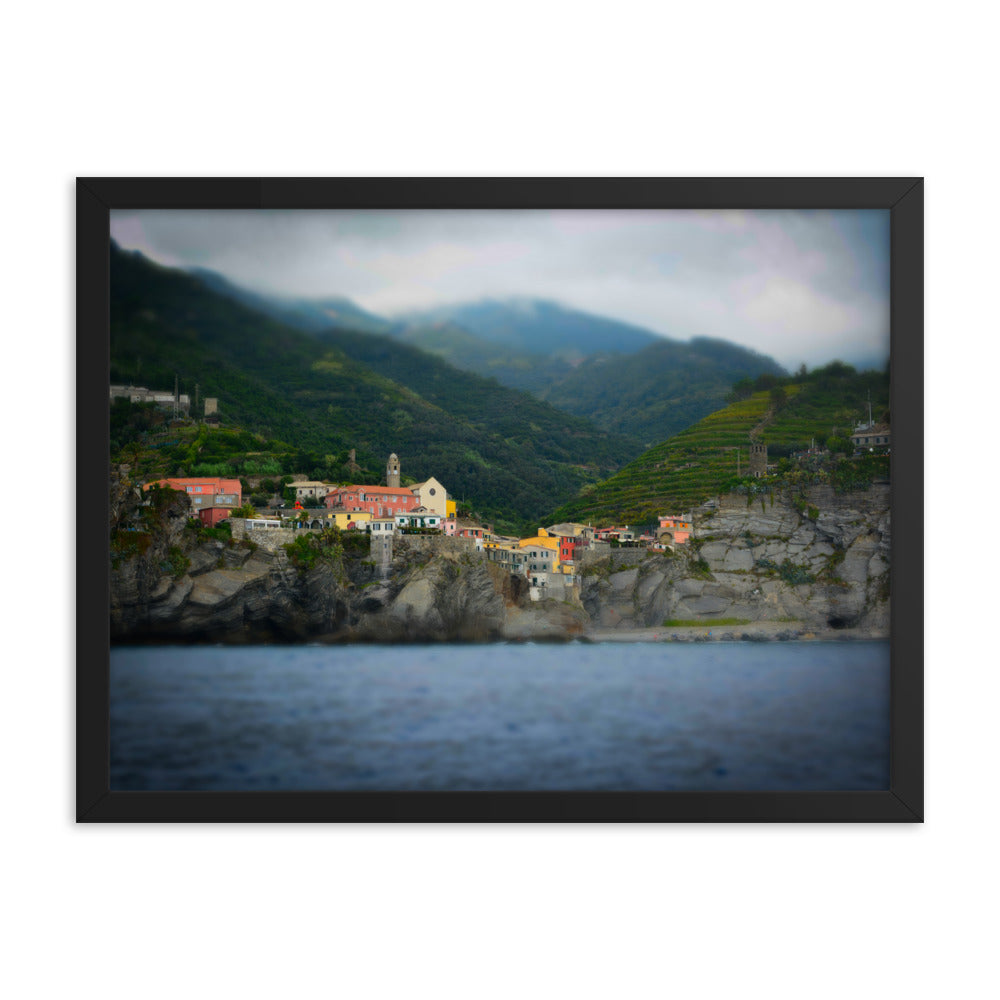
[111,208,890,370]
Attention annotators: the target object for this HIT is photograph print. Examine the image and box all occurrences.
[105,202,896,798]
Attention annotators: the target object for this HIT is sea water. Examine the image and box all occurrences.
[109,641,890,791]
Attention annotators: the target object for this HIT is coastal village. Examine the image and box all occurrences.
[130,372,891,604]
[144,450,695,601]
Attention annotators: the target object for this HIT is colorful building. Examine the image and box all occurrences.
[521,543,556,587]
[197,505,232,528]
[144,477,242,510]
[395,508,442,530]
[454,520,491,550]
[657,516,692,545]
[321,507,373,531]
[325,485,419,518]
[517,527,561,570]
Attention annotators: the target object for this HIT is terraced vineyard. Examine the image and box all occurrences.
[546,366,888,526]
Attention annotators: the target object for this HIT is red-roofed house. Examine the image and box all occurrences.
[144,477,242,512]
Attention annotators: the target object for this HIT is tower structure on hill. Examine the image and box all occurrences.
[749,442,768,478]
[386,453,401,488]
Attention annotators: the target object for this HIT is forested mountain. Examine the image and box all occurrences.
[191,273,789,446]
[395,298,661,361]
[542,336,787,446]
[391,301,786,443]
[110,244,634,533]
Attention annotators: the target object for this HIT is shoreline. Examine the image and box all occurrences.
[112,623,889,647]
[580,622,887,643]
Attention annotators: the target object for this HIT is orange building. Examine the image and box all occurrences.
[144,477,242,510]
[658,515,692,544]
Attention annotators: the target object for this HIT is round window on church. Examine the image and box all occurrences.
[429,488,436,496]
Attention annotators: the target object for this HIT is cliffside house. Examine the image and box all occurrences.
[395,507,442,530]
[197,506,231,528]
[850,423,891,452]
[485,541,528,575]
[319,507,373,531]
[325,485,419,518]
[546,522,595,541]
[409,477,449,518]
[144,477,242,511]
[366,517,397,535]
[454,520,491,550]
[657,515,692,544]
[110,385,191,412]
[517,528,562,570]
[594,526,635,543]
[295,481,334,501]
[521,543,556,587]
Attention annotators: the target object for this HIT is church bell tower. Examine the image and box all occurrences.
[386,453,400,488]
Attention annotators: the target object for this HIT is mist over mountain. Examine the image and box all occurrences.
[186,269,790,447]
[394,298,661,361]
[191,267,391,336]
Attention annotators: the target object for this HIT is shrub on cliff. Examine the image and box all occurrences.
[284,527,345,572]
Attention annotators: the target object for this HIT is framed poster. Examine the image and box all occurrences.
[78,177,922,822]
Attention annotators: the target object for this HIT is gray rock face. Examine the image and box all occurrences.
[112,532,515,643]
[579,485,890,635]
[110,485,889,643]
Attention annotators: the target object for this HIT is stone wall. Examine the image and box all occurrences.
[230,518,296,552]
[396,534,480,558]
[578,546,656,572]
[714,483,889,517]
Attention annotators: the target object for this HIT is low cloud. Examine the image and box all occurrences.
[111,208,889,370]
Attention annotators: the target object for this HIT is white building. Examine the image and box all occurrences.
[521,543,556,587]
[409,477,448,517]
[295,481,334,501]
[395,507,442,530]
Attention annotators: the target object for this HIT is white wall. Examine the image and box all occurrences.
[10,5,994,1000]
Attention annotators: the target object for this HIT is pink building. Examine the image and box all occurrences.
[325,485,418,518]
[197,505,231,528]
[658,515,692,544]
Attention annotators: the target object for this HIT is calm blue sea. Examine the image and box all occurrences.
[109,642,890,792]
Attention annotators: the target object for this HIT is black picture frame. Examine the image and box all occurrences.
[78,177,923,823]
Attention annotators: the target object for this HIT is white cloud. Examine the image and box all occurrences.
[111,208,890,370]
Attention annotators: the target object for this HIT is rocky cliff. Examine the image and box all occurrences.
[580,484,890,637]
[110,484,889,643]
[111,515,528,643]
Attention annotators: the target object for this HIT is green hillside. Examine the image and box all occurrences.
[190,273,788,445]
[388,320,574,396]
[542,337,787,446]
[546,365,890,526]
[110,245,632,533]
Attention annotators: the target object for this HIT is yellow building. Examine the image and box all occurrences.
[446,498,457,517]
[325,508,372,530]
